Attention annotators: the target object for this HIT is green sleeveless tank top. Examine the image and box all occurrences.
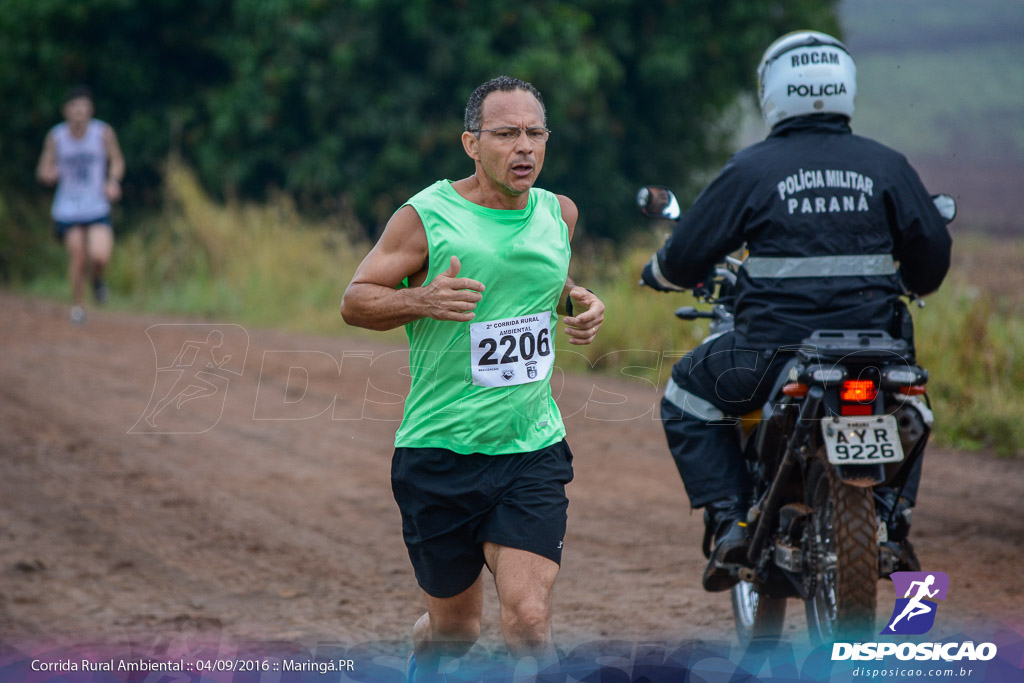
[394,180,571,454]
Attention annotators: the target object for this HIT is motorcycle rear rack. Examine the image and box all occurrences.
[797,329,910,363]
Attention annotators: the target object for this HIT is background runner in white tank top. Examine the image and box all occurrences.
[37,88,125,323]
[50,120,111,223]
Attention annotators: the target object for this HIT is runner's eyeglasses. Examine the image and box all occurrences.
[470,127,550,143]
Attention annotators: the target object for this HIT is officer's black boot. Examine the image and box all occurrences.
[700,496,750,592]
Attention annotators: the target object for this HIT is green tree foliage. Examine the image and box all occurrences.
[0,0,839,239]
[0,0,229,203]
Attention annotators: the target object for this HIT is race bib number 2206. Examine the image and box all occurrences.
[470,312,553,387]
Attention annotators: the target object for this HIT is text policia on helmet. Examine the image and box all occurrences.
[758,30,857,128]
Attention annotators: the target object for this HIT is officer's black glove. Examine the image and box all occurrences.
[641,258,686,292]
[638,262,655,288]
[640,261,662,289]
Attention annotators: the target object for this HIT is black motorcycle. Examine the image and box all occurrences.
[637,186,956,644]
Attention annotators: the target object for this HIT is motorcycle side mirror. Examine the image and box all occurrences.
[636,185,681,220]
[932,193,956,223]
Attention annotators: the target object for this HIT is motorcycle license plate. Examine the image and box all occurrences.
[821,415,904,464]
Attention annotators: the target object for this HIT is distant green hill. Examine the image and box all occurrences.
[840,0,1024,233]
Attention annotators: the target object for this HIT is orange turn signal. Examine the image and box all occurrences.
[782,382,809,397]
[898,385,927,396]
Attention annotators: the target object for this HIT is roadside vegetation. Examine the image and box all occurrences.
[3,0,1020,456]
[4,164,1021,456]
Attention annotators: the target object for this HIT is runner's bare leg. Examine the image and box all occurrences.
[64,227,87,308]
[484,542,560,681]
[87,223,114,282]
[412,573,484,680]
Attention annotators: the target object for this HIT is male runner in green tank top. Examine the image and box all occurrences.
[342,76,605,681]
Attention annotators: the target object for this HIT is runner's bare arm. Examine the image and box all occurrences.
[103,125,125,201]
[36,132,59,186]
[555,194,580,316]
[341,205,486,331]
[555,195,604,345]
[558,194,579,242]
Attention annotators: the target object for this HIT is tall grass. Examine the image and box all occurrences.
[103,164,402,343]
[910,236,1024,455]
[7,167,1022,455]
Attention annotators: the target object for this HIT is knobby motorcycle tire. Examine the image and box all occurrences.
[804,457,878,644]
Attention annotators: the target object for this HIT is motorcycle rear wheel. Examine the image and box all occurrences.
[804,458,878,643]
[731,581,787,645]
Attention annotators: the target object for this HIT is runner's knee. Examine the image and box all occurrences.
[68,248,87,269]
[429,613,481,653]
[88,229,113,266]
[501,597,551,648]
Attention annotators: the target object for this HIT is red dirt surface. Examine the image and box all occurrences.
[1,292,1022,658]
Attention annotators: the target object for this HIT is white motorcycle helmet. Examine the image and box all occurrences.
[757,30,856,128]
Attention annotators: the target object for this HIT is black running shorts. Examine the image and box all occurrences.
[391,438,574,599]
[53,215,112,243]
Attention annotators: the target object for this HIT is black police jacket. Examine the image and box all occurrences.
[645,114,952,350]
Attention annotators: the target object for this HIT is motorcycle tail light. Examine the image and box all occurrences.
[840,379,877,403]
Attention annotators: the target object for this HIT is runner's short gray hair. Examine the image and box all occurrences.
[464,76,545,133]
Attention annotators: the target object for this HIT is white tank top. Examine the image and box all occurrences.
[51,120,111,222]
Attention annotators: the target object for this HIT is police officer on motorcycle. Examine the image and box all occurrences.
[641,31,952,592]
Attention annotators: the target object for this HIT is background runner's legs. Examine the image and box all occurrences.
[63,226,88,308]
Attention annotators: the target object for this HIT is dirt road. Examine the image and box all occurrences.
[1,292,1021,661]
